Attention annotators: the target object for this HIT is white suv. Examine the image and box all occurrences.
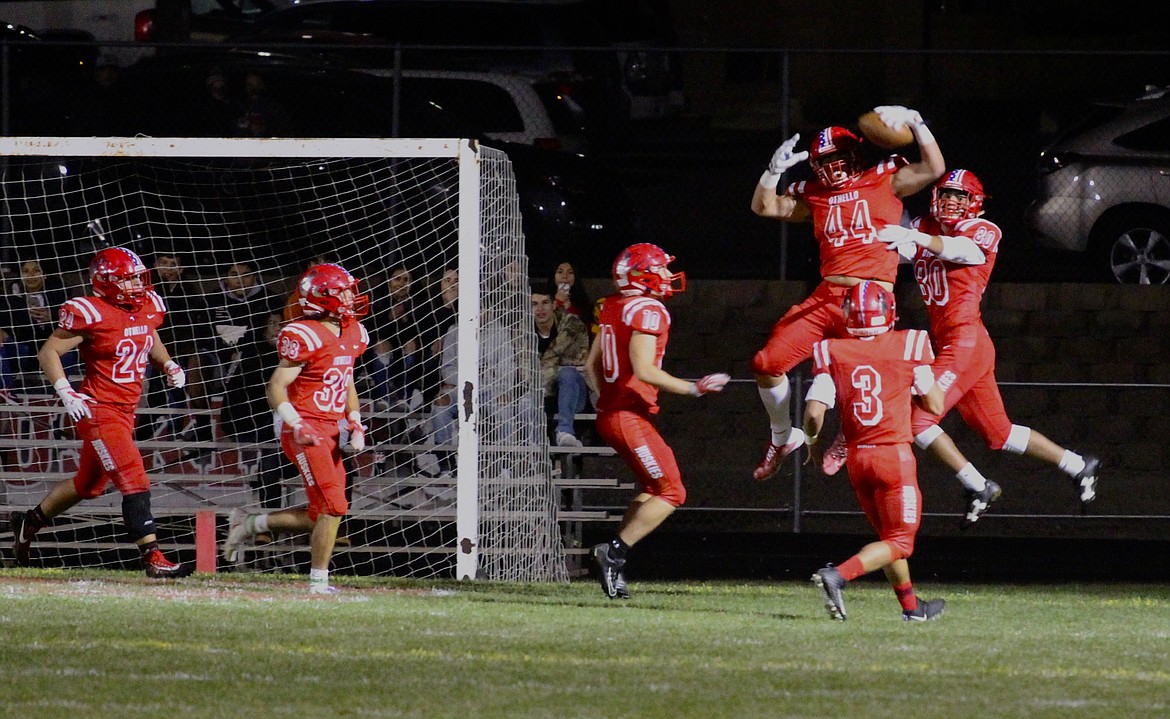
[1025,87,1170,284]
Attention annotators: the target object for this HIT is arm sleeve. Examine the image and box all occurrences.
[934,235,986,265]
[806,372,837,409]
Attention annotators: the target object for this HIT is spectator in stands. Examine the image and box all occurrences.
[418,265,459,405]
[531,281,591,447]
[237,72,292,138]
[146,251,213,451]
[549,259,592,323]
[220,310,296,512]
[205,258,275,397]
[424,267,461,477]
[2,259,71,389]
[200,67,242,138]
[366,262,425,414]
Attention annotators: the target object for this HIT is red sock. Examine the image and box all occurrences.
[837,556,865,581]
[893,581,918,611]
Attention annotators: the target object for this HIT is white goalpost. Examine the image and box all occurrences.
[0,136,568,583]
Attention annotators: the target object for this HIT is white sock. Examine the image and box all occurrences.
[1058,451,1086,476]
[956,462,987,492]
[248,513,270,534]
[757,377,792,445]
[310,568,329,586]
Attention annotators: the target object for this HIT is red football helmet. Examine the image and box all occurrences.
[931,168,986,224]
[298,263,368,325]
[90,247,151,310]
[612,243,685,298]
[809,126,864,188]
[842,281,896,337]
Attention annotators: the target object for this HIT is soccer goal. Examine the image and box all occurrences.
[0,136,568,582]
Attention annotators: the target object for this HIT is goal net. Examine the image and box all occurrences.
[0,136,568,583]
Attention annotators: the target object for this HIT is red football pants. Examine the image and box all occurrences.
[281,418,348,521]
[73,405,150,499]
[847,443,921,560]
[750,281,850,376]
[595,410,685,507]
[910,323,1012,449]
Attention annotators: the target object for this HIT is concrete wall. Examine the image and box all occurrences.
[581,278,1170,540]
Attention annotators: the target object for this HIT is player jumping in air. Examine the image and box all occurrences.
[748,105,946,482]
[874,169,1100,523]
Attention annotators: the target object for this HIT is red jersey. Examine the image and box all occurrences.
[277,319,369,423]
[787,156,909,282]
[911,216,1000,339]
[594,293,670,416]
[58,292,167,410]
[811,329,934,446]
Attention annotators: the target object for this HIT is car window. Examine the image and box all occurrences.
[1113,116,1170,153]
[1048,104,1125,146]
[402,77,525,134]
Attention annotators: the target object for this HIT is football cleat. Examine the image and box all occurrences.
[10,510,32,567]
[903,598,946,622]
[309,583,341,595]
[143,548,193,578]
[1074,454,1100,510]
[592,543,628,600]
[221,508,252,563]
[821,433,849,476]
[752,429,805,482]
[811,565,848,621]
[964,480,1002,525]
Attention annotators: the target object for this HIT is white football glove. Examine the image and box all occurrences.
[54,378,94,422]
[873,105,923,130]
[877,224,932,250]
[346,412,366,452]
[163,359,186,389]
[768,134,809,175]
[691,373,731,396]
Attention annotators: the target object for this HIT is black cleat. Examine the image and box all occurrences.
[592,543,628,600]
[811,565,848,621]
[903,598,946,622]
[10,510,32,567]
[143,548,194,579]
[1074,454,1100,511]
[964,480,1002,525]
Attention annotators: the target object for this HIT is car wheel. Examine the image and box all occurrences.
[1093,210,1170,285]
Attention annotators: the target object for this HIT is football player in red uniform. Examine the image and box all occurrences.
[584,244,730,599]
[221,263,370,594]
[877,169,1101,523]
[803,282,946,621]
[10,247,192,577]
[748,105,946,481]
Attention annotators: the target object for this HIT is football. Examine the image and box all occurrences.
[857,110,914,149]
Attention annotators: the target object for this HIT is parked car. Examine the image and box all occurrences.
[0,22,98,134]
[221,0,632,142]
[135,0,281,42]
[1025,87,1170,285]
[93,50,633,276]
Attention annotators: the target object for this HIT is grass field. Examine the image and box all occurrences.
[1,570,1167,719]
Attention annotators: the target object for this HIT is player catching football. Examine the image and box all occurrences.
[875,169,1100,522]
[10,247,192,577]
[221,263,369,594]
[748,105,946,481]
[804,282,946,622]
[585,244,729,600]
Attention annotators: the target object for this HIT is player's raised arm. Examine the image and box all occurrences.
[876,105,945,197]
[751,133,809,221]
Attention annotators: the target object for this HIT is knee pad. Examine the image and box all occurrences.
[914,424,944,450]
[121,491,156,543]
[1001,424,1031,454]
